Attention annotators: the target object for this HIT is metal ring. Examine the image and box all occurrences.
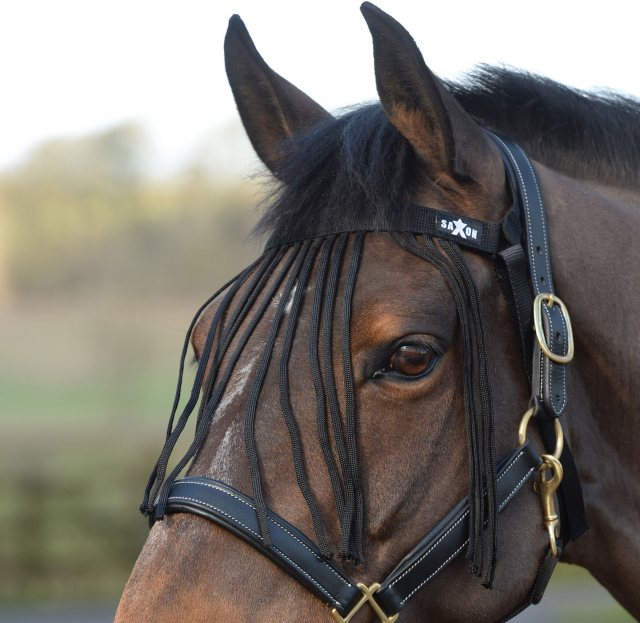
[517,406,536,447]
[518,407,564,460]
[533,293,575,364]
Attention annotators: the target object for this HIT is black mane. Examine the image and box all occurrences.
[257,67,640,239]
[449,66,640,190]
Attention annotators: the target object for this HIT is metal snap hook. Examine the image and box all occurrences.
[534,455,564,557]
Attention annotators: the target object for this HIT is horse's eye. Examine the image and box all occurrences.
[387,343,437,378]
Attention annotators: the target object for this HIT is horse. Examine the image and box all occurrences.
[115,3,640,621]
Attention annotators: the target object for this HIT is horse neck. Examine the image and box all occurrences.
[543,166,640,615]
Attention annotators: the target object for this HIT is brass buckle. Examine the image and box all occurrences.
[533,293,575,364]
[331,583,399,623]
[534,455,564,557]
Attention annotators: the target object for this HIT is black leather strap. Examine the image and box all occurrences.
[162,442,540,618]
[164,478,359,614]
[486,133,588,546]
[374,442,540,615]
[487,133,570,419]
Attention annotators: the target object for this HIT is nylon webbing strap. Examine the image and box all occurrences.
[163,443,540,618]
[267,204,505,254]
[497,243,533,381]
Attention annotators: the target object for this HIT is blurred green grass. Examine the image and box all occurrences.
[0,298,200,602]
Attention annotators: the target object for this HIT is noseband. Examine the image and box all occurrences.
[143,134,588,621]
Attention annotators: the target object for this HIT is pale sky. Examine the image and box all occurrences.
[1,0,638,176]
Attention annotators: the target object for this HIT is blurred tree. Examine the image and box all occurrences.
[0,195,12,304]
[0,122,260,299]
[0,121,261,605]
[0,123,148,296]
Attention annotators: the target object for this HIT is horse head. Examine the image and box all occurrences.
[116,3,640,621]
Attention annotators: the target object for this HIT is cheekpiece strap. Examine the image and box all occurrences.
[162,442,540,619]
[486,132,588,545]
[486,132,571,419]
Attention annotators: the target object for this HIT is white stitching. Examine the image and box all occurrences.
[494,136,567,415]
[516,143,553,291]
[495,450,526,481]
[491,136,541,292]
[540,306,568,415]
[513,138,568,413]
[174,480,351,588]
[167,494,343,607]
[270,547,342,608]
[555,310,568,413]
[400,542,468,605]
[168,494,260,538]
[538,330,545,398]
[388,510,470,588]
[398,461,536,606]
[544,306,555,411]
[388,451,526,588]
[498,467,536,510]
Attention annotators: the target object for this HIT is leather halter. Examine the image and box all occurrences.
[152,135,588,621]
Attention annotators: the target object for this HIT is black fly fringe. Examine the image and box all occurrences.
[278,238,333,557]
[142,228,496,580]
[340,232,365,561]
[195,248,284,427]
[439,239,498,587]
[393,232,498,587]
[141,258,263,515]
[244,241,310,545]
[153,247,290,515]
[142,232,370,564]
[145,247,286,518]
[321,234,355,557]
[309,236,347,533]
[155,243,301,521]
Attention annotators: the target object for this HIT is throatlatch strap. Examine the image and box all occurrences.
[162,443,540,618]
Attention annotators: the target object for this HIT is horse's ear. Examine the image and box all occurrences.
[360,3,497,183]
[225,15,332,175]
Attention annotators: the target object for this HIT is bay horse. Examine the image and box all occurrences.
[115,4,640,621]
